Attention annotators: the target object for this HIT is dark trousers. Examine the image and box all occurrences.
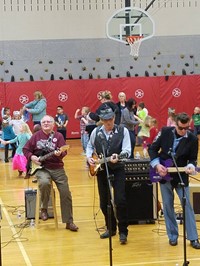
[97,167,128,235]
[57,129,67,140]
[4,140,16,161]
[128,129,136,158]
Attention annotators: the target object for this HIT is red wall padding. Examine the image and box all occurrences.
[1,75,200,138]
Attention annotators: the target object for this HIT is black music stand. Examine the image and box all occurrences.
[100,139,115,266]
[0,204,2,266]
[169,150,189,266]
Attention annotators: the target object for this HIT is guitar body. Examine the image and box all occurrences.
[150,158,199,183]
[29,163,43,176]
[149,159,173,183]
[89,153,127,176]
[89,153,102,177]
[27,145,69,176]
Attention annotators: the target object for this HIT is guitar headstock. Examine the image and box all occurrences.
[59,145,70,152]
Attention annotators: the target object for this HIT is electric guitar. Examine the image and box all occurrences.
[149,158,200,183]
[28,145,69,176]
[89,153,127,176]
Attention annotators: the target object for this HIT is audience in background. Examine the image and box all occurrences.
[2,123,32,178]
[136,102,148,146]
[10,111,24,135]
[167,107,176,127]
[55,105,69,140]
[74,107,90,155]
[23,90,47,125]
[120,98,141,158]
[1,116,16,162]
[96,90,120,125]
[191,106,200,137]
[116,92,127,123]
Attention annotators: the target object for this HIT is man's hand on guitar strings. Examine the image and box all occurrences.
[185,164,196,175]
[156,164,168,177]
[31,155,41,165]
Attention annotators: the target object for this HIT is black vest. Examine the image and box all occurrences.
[94,125,124,170]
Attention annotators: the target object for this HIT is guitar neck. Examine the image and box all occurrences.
[167,167,186,173]
[39,151,55,162]
[98,157,111,165]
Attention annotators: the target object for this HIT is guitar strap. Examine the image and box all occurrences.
[44,131,55,152]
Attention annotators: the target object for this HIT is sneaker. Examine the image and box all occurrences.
[18,171,23,177]
[40,209,48,221]
[190,239,200,249]
[66,222,79,232]
[119,233,127,244]
[100,230,116,239]
[169,239,178,246]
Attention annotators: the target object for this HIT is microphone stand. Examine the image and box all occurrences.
[169,149,189,266]
[100,140,114,266]
[0,205,2,266]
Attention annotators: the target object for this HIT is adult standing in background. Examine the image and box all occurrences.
[120,98,141,158]
[55,106,68,140]
[23,91,47,125]
[116,92,127,123]
[96,90,120,125]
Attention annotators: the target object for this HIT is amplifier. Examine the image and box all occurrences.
[124,159,150,175]
[125,176,158,224]
[25,189,54,219]
[189,184,200,221]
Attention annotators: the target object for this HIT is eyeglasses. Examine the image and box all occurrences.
[177,125,189,131]
[41,121,53,124]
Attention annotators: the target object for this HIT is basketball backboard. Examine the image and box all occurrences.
[106,7,155,45]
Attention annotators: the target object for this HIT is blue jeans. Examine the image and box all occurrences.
[160,181,198,242]
[81,132,89,152]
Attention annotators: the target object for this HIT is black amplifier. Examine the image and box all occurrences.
[124,159,150,175]
[125,173,150,182]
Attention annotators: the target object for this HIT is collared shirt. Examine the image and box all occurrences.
[86,125,131,158]
[150,129,188,169]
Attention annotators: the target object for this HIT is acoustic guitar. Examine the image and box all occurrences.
[149,158,200,183]
[28,145,69,176]
[89,153,127,176]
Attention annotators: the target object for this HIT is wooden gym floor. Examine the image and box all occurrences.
[0,139,200,266]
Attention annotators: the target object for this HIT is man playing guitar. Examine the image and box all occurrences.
[86,107,131,244]
[23,115,78,232]
[148,112,200,249]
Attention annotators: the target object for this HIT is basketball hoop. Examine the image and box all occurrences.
[126,36,143,59]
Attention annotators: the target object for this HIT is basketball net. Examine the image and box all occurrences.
[126,36,143,59]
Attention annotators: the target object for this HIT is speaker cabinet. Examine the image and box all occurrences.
[25,189,54,219]
[189,184,200,221]
[125,175,158,224]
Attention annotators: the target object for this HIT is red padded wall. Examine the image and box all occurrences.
[1,75,200,138]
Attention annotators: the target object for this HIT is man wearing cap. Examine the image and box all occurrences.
[86,107,131,244]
